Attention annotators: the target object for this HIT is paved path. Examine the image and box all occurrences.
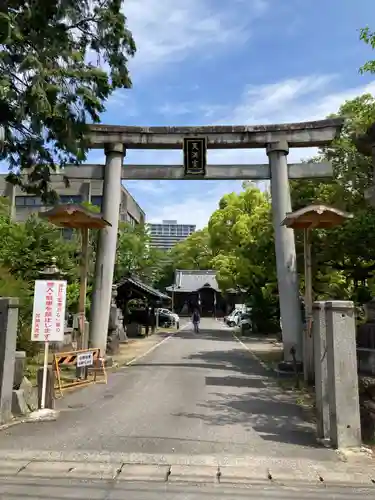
[0,319,374,498]
[0,318,334,459]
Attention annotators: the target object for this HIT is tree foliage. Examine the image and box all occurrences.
[153,229,214,291]
[0,214,79,283]
[208,187,274,292]
[0,210,80,354]
[114,222,166,285]
[0,0,135,197]
[359,27,375,75]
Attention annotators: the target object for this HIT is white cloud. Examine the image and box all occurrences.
[139,75,375,227]
[125,179,173,195]
[224,75,338,124]
[221,76,375,126]
[104,90,139,117]
[157,102,229,119]
[146,182,243,229]
[208,76,375,164]
[124,0,268,73]
[157,102,192,117]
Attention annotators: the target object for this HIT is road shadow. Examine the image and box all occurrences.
[178,347,321,451]
[171,328,241,342]
[187,347,268,376]
[132,329,323,453]
[205,375,266,389]
[173,385,318,449]
[132,348,268,376]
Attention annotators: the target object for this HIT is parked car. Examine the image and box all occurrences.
[157,310,174,328]
[226,309,242,327]
[239,311,252,334]
[157,308,180,329]
[225,306,252,327]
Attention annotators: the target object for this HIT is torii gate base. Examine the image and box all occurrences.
[84,119,343,366]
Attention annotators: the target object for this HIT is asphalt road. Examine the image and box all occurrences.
[0,318,335,458]
[0,318,374,498]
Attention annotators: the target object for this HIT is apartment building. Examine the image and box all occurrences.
[148,220,196,251]
[0,171,145,229]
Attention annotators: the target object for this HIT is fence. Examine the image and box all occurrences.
[53,347,107,396]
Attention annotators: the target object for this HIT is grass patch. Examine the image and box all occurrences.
[277,376,315,417]
[24,360,39,386]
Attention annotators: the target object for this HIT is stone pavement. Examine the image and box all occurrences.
[0,450,374,487]
[1,475,373,500]
[0,318,374,495]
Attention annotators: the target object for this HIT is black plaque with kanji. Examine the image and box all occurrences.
[183,137,207,176]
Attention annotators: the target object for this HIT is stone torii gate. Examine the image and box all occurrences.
[81,118,344,364]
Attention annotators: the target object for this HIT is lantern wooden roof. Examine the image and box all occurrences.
[39,204,111,229]
[281,204,353,229]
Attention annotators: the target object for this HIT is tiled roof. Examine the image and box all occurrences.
[117,276,171,300]
[166,270,220,292]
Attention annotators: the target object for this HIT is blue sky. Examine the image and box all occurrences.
[95,0,375,228]
[13,0,375,228]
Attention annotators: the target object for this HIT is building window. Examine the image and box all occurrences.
[91,196,102,208]
[59,195,81,204]
[15,196,42,206]
[127,213,138,226]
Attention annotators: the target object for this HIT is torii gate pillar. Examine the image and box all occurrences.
[90,143,124,355]
[267,141,302,363]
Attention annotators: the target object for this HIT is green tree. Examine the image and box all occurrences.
[0,0,136,197]
[0,266,38,355]
[290,94,375,304]
[171,229,212,269]
[0,212,80,356]
[0,214,79,283]
[114,223,163,284]
[359,27,375,75]
[208,187,274,292]
[154,229,214,291]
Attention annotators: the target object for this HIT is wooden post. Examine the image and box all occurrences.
[303,227,314,382]
[79,227,89,350]
[37,366,55,409]
[77,227,89,379]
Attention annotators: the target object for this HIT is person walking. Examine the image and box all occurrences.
[192,309,200,333]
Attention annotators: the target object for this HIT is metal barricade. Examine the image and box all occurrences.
[53,347,107,396]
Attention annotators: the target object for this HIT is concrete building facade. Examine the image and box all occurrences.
[148,220,195,250]
[0,173,145,229]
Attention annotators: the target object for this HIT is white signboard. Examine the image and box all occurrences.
[77,351,94,368]
[31,280,67,342]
